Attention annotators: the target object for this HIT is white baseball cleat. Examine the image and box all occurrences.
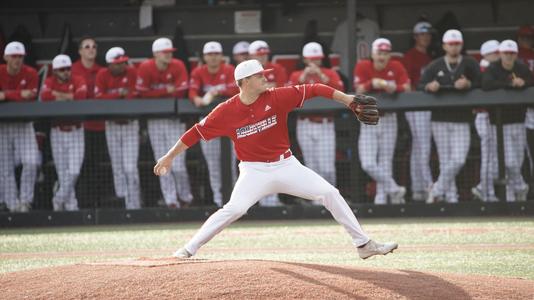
[173,247,192,259]
[358,240,398,260]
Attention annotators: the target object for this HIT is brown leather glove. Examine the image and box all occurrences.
[348,94,379,125]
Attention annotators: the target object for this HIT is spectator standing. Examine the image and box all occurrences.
[354,38,410,205]
[41,54,87,211]
[289,42,344,205]
[481,40,532,202]
[402,21,434,201]
[419,29,481,203]
[0,41,39,212]
[95,47,141,209]
[471,40,500,202]
[136,37,193,208]
[189,41,239,207]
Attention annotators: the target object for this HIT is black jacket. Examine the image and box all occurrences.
[418,55,481,122]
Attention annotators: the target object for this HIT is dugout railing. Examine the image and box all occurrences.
[1,88,533,213]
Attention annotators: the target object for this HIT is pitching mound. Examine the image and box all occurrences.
[1,258,532,299]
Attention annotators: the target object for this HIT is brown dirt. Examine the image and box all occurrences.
[1,258,533,300]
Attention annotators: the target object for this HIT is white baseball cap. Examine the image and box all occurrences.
[105,47,129,64]
[233,41,250,55]
[248,40,270,55]
[499,39,518,53]
[480,40,500,56]
[52,54,72,69]
[372,38,392,52]
[442,29,463,44]
[413,21,432,34]
[152,37,176,53]
[4,41,26,56]
[234,59,272,81]
[203,41,223,54]
[302,42,324,59]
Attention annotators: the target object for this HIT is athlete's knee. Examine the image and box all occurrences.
[360,160,377,173]
[221,204,248,219]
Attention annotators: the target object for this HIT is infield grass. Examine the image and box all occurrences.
[1,217,533,279]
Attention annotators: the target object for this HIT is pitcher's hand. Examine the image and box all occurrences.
[154,154,173,176]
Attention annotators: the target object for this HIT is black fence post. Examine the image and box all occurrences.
[495,107,507,201]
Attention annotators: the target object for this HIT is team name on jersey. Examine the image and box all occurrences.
[236,115,277,139]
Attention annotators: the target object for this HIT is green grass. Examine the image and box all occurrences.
[1,217,533,279]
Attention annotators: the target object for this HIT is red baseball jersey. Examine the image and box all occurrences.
[180,84,336,162]
[402,47,432,89]
[288,67,344,90]
[72,60,104,131]
[136,58,189,98]
[353,59,410,92]
[518,46,534,73]
[188,63,238,99]
[0,64,38,102]
[40,75,88,127]
[95,66,138,99]
[263,62,288,87]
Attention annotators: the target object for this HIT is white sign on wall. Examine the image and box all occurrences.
[234,10,261,34]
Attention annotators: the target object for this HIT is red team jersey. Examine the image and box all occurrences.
[263,62,288,87]
[518,46,534,73]
[180,84,336,162]
[40,75,88,127]
[0,64,38,101]
[288,67,344,90]
[188,64,239,99]
[136,58,189,98]
[72,60,104,131]
[95,66,138,99]
[353,60,410,92]
[402,48,432,89]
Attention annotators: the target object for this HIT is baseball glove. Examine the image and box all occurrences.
[349,94,379,125]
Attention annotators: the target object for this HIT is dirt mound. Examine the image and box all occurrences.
[1,259,532,299]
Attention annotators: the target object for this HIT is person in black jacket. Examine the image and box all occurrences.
[481,39,533,202]
[418,29,481,203]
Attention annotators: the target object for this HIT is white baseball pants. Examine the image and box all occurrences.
[199,117,237,207]
[148,119,193,206]
[0,122,39,210]
[474,112,498,200]
[50,127,84,211]
[431,122,471,203]
[184,155,370,255]
[105,120,141,209]
[405,111,432,194]
[358,113,400,204]
[296,118,336,185]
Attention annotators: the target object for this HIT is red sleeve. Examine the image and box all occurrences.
[136,62,169,98]
[127,67,138,99]
[323,69,344,90]
[188,67,202,100]
[274,64,288,87]
[172,60,189,98]
[288,71,301,86]
[354,61,372,92]
[4,90,23,101]
[40,78,56,101]
[393,62,410,92]
[95,69,119,99]
[5,67,38,101]
[181,103,228,146]
[73,77,88,100]
[274,83,336,112]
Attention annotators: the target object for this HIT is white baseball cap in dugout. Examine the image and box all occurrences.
[499,39,518,53]
[413,21,432,34]
[233,41,250,55]
[4,41,26,56]
[105,47,129,64]
[372,38,392,52]
[203,41,223,54]
[248,40,270,55]
[234,59,272,81]
[52,54,72,69]
[442,29,463,44]
[480,40,500,56]
[152,37,176,53]
[302,42,324,59]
